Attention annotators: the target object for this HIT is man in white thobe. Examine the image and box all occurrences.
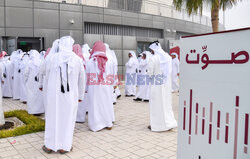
[43,36,85,154]
[82,44,91,63]
[134,51,151,102]
[72,44,87,123]
[125,51,139,97]
[10,49,23,100]
[19,53,29,103]
[171,53,180,92]
[39,39,60,114]
[24,50,44,115]
[86,41,114,132]
[1,54,13,98]
[0,63,4,126]
[148,41,177,132]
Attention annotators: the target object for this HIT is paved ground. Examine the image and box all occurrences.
[0,85,179,159]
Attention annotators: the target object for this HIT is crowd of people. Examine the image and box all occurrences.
[0,36,180,154]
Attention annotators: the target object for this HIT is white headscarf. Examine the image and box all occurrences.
[149,42,172,81]
[82,44,90,59]
[128,51,139,69]
[29,50,41,67]
[144,51,152,63]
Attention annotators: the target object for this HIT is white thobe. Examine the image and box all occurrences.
[172,57,180,92]
[24,62,44,114]
[19,57,29,102]
[148,54,177,131]
[86,58,114,132]
[0,65,4,125]
[12,58,21,99]
[44,54,85,152]
[125,57,138,96]
[1,60,13,97]
[136,59,150,100]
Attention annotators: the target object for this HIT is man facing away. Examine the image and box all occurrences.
[42,36,85,154]
[86,41,114,132]
[147,41,177,132]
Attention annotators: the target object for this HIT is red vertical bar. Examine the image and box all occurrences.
[217,129,220,140]
[189,89,192,135]
[196,103,198,113]
[244,146,248,154]
[236,96,239,107]
[226,113,229,124]
[234,107,239,159]
[225,125,229,143]
[210,102,213,122]
[202,119,205,135]
[203,107,205,118]
[183,107,186,130]
[244,114,249,145]
[195,116,198,135]
[217,111,221,128]
[209,124,212,144]
[184,100,186,106]
[188,136,191,144]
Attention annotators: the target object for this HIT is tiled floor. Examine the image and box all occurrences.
[0,85,179,159]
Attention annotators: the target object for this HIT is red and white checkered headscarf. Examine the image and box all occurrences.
[90,41,107,83]
[0,51,7,59]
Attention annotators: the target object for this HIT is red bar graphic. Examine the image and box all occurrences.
[195,115,198,135]
[189,89,192,135]
[184,100,186,106]
[183,107,186,130]
[202,119,205,135]
[226,113,229,124]
[188,136,191,144]
[244,146,248,154]
[245,114,249,145]
[217,111,221,128]
[210,102,213,122]
[203,107,205,118]
[225,125,229,143]
[234,108,239,159]
[209,124,212,144]
[236,96,239,107]
[196,103,199,113]
[217,129,220,140]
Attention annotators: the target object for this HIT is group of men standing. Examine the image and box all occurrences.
[125,41,179,131]
[0,37,179,154]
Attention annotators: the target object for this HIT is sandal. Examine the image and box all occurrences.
[58,147,73,154]
[42,145,53,154]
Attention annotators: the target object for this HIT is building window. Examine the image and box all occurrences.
[84,22,163,38]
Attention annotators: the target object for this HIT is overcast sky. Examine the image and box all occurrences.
[202,0,250,30]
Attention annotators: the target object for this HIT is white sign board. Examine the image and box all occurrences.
[177,28,250,159]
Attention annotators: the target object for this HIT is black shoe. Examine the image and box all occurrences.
[125,95,130,97]
[143,100,149,102]
[133,98,142,101]
[130,95,135,97]
[117,95,121,99]
[113,102,116,105]
[148,125,151,130]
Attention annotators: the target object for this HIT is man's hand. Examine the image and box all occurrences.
[39,87,43,91]
[1,81,4,84]
[114,86,117,89]
[177,73,180,77]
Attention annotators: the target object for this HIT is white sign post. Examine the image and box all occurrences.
[177,28,250,159]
